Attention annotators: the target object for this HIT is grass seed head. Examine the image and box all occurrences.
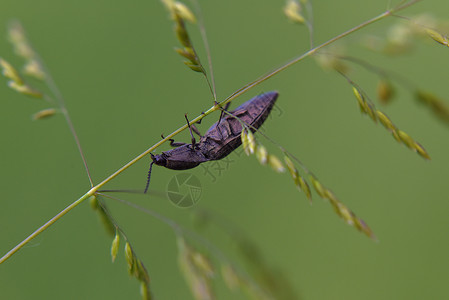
[415,90,449,124]
[426,28,449,46]
[111,231,120,263]
[125,242,136,275]
[8,22,35,60]
[177,237,214,300]
[284,155,298,179]
[184,61,204,73]
[298,176,312,202]
[365,102,378,123]
[352,86,368,113]
[221,264,240,291]
[256,145,269,165]
[397,130,415,149]
[173,1,197,23]
[284,0,305,24]
[268,154,285,173]
[377,79,395,104]
[376,110,396,131]
[0,58,23,85]
[192,252,215,278]
[32,108,57,120]
[246,130,257,155]
[23,60,45,80]
[241,129,251,156]
[175,16,192,48]
[414,142,431,160]
[310,175,326,198]
[140,282,152,300]
[136,259,151,283]
[8,81,43,98]
[175,47,196,62]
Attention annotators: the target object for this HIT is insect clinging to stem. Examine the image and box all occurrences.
[145,91,279,193]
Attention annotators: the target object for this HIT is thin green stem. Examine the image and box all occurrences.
[0,3,417,264]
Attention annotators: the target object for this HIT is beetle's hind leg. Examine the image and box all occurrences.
[217,102,231,126]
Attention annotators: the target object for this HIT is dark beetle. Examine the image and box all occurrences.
[145,91,279,192]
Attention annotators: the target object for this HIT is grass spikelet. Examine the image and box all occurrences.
[241,128,250,155]
[136,259,151,283]
[267,155,285,173]
[175,14,192,48]
[32,108,57,120]
[246,130,257,155]
[122,240,152,299]
[415,90,449,124]
[297,176,312,201]
[305,174,375,238]
[365,101,377,123]
[0,58,43,99]
[8,81,43,98]
[426,28,449,46]
[283,0,305,24]
[0,58,23,84]
[414,142,431,160]
[309,175,326,198]
[175,47,196,61]
[173,1,197,23]
[111,231,120,263]
[241,128,256,155]
[376,110,396,131]
[333,201,355,226]
[397,130,415,149]
[352,86,377,122]
[163,3,206,75]
[284,155,298,179]
[140,282,152,300]
[221,264,240,292]
[177,237,214,300]
[316,52,349,74]
[125,242,136,275]
[256,145,268,165]
[350,85,429,159]
[352,86,368,113]
[377,79,395,104]
[23,59,45,80]
[90,197,115,236]
[192,252,214,278]
[284,155,311,202]
[8,21,35,60]
[328,194,376,240]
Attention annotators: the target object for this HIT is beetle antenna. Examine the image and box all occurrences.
[144,161,154,194]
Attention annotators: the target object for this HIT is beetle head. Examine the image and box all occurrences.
[151,153,167,167]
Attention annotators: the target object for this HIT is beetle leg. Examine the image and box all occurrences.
[184,114,196,148]
[195,111,206,124]
[161,134,186,147]
[217,102,231,126]
[215,102,231,139]
[191,124,203,138]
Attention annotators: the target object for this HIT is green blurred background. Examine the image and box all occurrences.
[1,1,449,299]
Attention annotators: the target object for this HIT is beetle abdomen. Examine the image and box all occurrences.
[200,91,279,160]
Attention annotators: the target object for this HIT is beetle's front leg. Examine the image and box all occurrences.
[161,134,186,147]
[184,114,197,148]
